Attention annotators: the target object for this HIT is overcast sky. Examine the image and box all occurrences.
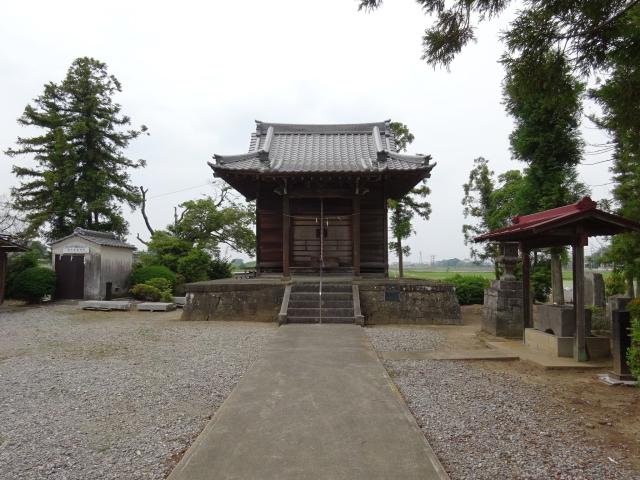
[1,0,613,262]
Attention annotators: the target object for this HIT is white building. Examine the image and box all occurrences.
[51,228,136,300]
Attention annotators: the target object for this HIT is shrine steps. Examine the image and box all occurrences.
[282,283,363,325]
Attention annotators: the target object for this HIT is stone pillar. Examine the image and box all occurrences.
[482,243,524,338]
[584,272,605,308]
[610,310,635,381]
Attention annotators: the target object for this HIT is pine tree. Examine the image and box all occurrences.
[6,57,147,240]
[388,122,431,278]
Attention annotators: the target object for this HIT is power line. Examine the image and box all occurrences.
[589,181,615,187]
[580,158,613,166]
[147,182,212,200]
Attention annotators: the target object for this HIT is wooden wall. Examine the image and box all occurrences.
[256,192,283,273]
[256,183,387,276]
[359,188,386,274]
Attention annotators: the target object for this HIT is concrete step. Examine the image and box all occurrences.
[292,284,352,293]
[137,302,176,312]
[290,292,352,302]
[287,316,355,324]
[288,300,353,309]
[80,300,133,311]
[287,308,354,317]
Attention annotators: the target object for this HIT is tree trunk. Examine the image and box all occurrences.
[139,186,154,235]
[551,250,565,304]
[635,275,639,299]
[626,271,635,297]
[397,236,404,278]
[494,261,500,281]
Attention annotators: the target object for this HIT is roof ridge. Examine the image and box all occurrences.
[74,227,117,239]
[512,197,597,225]
[255,121,390,135]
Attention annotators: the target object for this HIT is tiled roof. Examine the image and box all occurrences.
[209,121,435,175]
[51,228,136,249]
[474,197,640,242]
[0,235,29,252]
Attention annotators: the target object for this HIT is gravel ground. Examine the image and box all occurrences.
[0,304,276,480]
[365,326,446,352]
[387,359,637,480]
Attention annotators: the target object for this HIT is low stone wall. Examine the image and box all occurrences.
[357,279,461,325]
[182,280,285,322]
[183,278,462,324]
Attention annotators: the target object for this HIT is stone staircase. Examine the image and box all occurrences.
[282,283,363,324]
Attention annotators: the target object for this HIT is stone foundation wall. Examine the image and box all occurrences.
[182,281,285,321]
[357,280,461,325]
[183,278,462,324]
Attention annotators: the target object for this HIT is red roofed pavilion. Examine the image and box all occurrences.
[475,197,640,361]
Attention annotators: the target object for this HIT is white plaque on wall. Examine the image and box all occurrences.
[62,245,90,254]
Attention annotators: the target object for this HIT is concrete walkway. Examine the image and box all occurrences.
[168,324,448,480]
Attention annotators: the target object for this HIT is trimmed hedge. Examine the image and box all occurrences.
[449,274,490,305]
[12,267,56,303]
[130,265,176,287]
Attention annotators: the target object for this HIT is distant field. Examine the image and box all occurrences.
[391,269,610,283]
[389,270,495,281]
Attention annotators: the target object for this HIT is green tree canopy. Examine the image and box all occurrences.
[358,1,638,73]
[387,122,431,278]
[462,157,524,275]
[6,57,147,240]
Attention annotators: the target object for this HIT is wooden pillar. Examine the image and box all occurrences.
[255,182,261,276]
[282,196,290,278]
[521,245,532,332]
[573,234,587,361]
[352,197,361,277]
[383,180,389,278]
[0,251,6,305]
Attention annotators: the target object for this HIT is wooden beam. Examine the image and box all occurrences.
[521,245,532,332]
[353,197,361,277]
[573,234,588,361]
[282,196,290,278]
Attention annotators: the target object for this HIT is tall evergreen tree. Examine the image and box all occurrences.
[590,8,640,296]
[503,49,588,303]
[6,57,147,240]
[388,122,431,278]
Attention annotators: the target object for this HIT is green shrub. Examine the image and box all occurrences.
[177,249,210,282]
[131,265,176,287]
[173,273,186,296]
[130,283,162,301]
[144,277,172,292]
[605,270,627,297]
[530,261,552,302]
[208,258,233,280]
[160,290,173,302]
[449,274,490,305]
[143,277,173,302]
[6,251,39,297]
[626,299,640,383]
[12,267,56,303]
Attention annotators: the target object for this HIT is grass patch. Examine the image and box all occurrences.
[390,270,495,281]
